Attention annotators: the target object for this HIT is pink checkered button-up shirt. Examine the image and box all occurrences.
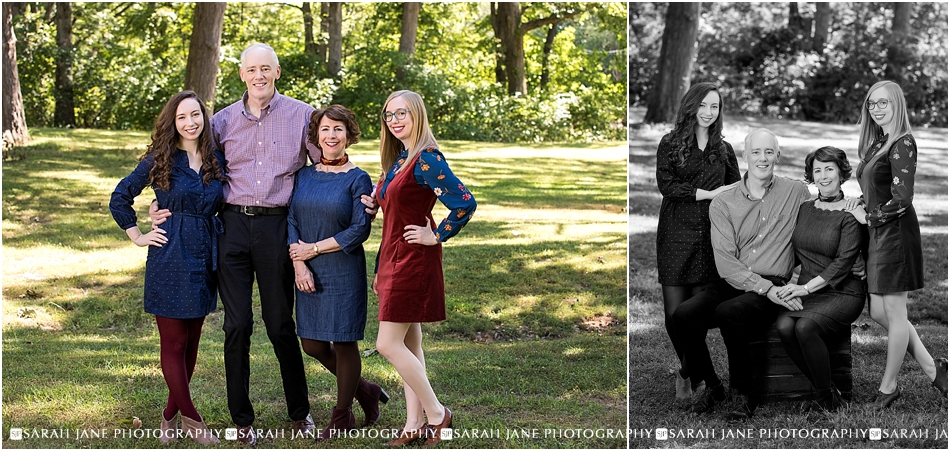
[211,91,321,208]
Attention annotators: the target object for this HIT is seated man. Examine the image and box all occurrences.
[671,128,810,421]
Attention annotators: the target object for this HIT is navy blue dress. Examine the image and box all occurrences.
[288,166,373,342]
[110,151,225,319]
[655,134,741,285]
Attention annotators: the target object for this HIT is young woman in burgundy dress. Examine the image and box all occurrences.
[372,90,476,446]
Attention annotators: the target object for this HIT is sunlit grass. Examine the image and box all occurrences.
[3,128,626,449]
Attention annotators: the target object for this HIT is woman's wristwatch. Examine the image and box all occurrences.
[312,243,321,257]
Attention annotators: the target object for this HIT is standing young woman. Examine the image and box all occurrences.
[110,91,227,444]
[854,80,948,409]
[654,82,741,399]
[372,90,476,446]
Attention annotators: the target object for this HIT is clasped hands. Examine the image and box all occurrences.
[288,239,317,262]
[768,285,803,311]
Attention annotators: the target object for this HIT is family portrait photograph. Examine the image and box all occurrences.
[1,2,627,448]
[628,2,948,449]
[3,1,949,450]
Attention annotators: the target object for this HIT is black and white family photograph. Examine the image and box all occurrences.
[629,2,948,449]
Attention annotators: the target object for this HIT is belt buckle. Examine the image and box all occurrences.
[241,205,255,216]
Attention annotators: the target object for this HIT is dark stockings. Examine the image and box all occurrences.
[775,316,831,390]
[155,315,205,421]
[301,339,361,408]
[662,284,706,379]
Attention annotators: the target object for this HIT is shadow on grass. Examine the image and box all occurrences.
[465,158,626,211]
[4,143,625,250]
[3,128,628,448]
[3,322,626,449]
[4,218,626,343]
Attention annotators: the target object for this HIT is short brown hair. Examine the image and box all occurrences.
[308,104,361,149]
[804,146,852,184]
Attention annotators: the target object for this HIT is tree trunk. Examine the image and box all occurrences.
[317,2,328,64]
[788,2,803,33]
[2,2,30,146]
[539,23,558,91]
[490,3,506,85]
[496,2,526,95]
[396,2,420,81]
[644,2,700,124]
[302,2,317,55]
[398,2,420,56]
[812,2,831,54]
[891,2,912,35]
[327,2,342,76]
[885,2,913,83]
[494,3,581,96]
[53,2,75,127]
[184,2,225,107]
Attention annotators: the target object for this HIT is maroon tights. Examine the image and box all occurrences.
[155,315,205,421]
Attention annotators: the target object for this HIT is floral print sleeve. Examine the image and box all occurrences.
[413,148,477,242]
[868,135,916,228]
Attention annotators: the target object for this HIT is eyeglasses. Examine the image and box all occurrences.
[382,108,409,122]
[866,99,889,110]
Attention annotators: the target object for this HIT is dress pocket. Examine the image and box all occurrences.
[869,221,904,264]
[391,240,428,292]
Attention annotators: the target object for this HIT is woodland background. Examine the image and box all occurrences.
[630,2,948,127]
[3,2,626,149]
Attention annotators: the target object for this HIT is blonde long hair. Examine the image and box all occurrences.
[858,80,913,161]
[379,90,439,180]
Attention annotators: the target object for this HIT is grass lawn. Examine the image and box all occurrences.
[2,128,627,448]
[628,108,949,449]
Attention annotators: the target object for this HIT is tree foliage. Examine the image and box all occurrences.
[631,2,948,127]
[13,2,626,142]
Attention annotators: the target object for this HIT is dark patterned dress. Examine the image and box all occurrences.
[110,151,225,319]
[857,133,924,294]
[779,201,867,333]
[655,133,741,285]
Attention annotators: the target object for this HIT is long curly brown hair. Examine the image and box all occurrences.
[140,91,227,191]
[669,82,725,166]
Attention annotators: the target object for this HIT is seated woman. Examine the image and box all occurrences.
[774,146,868,411]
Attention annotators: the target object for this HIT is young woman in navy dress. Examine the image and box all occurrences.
[372,91,476,446]
[655,82,741,399]
[286,104,388,439]
[110,91,227,444]
[853,81,947,409]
